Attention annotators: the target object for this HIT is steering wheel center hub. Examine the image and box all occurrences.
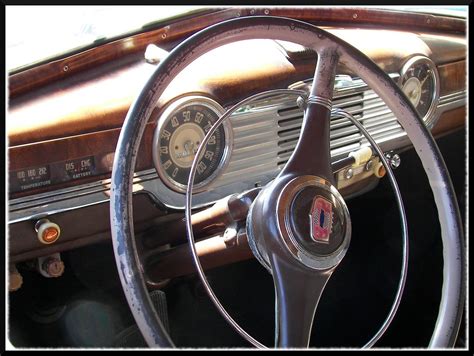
[290,188,345,255]
[276,175,352,270]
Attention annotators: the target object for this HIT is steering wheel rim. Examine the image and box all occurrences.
[110,16,465,348]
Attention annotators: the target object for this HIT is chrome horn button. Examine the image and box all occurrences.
[276,175,352,270]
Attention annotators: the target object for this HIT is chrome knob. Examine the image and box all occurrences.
[385,152,401,169]
[389,154,401,169]
[345,168,354,180]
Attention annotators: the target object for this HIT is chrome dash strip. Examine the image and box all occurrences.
[8,78,465,222]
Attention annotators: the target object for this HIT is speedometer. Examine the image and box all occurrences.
[153,96,232,193]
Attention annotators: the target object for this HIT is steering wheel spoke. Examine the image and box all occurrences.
[270,254,334,348]
[281,47,339,183]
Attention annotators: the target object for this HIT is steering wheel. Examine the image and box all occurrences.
[110,16,465,348]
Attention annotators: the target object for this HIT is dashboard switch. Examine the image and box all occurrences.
[35,219,61,244]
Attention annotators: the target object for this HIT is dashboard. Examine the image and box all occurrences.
[7,9,466,271]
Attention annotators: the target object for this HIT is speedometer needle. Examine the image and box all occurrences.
[420,72,430,87]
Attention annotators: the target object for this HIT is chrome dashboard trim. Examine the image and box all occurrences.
[307,95,332,110]
[8,169,158,223]
[8,83,465,223]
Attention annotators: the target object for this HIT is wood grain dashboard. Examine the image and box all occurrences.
[6,8,467,266]
[7,10,467,201]
[8,7,466,97]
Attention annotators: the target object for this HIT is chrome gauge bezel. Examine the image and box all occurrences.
[152,95,233,194]
[399,55,440,129]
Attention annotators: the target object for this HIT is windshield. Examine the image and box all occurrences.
[5,6,203,72]
[5,6,467,73]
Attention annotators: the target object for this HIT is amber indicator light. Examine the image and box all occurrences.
[36,219,61,244]
[43,227,59,243]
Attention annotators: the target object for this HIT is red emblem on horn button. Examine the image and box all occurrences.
[310,196,333,243]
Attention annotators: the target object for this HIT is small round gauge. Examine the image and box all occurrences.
[399,56,440,128]
[153,96,232,193]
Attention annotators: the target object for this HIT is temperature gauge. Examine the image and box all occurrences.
[399,56,440,128]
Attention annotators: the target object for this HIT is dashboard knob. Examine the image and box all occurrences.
[41,257,65,278]
[35,219,61,244]
[389,153,401,169]
[373,161,386,178]
[9,265,23,292]
[344,168,354,180]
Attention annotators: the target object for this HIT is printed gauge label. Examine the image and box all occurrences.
[62,156,96,180]
[10,165,51,192]
[10,156,97,193]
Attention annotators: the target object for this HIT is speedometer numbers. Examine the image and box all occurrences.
[153,96,232,193]
[399,56,440,128]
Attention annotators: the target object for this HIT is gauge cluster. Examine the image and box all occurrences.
[9,156,97,193]
[150,56,443,206]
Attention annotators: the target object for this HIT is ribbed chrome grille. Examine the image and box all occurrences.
[217,76,407,176]
[439,90,467,106]
[275,76,405,168]
[216,106,281,187]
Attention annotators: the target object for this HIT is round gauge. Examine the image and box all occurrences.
[399,56,440,128]
[153,96,232,193]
